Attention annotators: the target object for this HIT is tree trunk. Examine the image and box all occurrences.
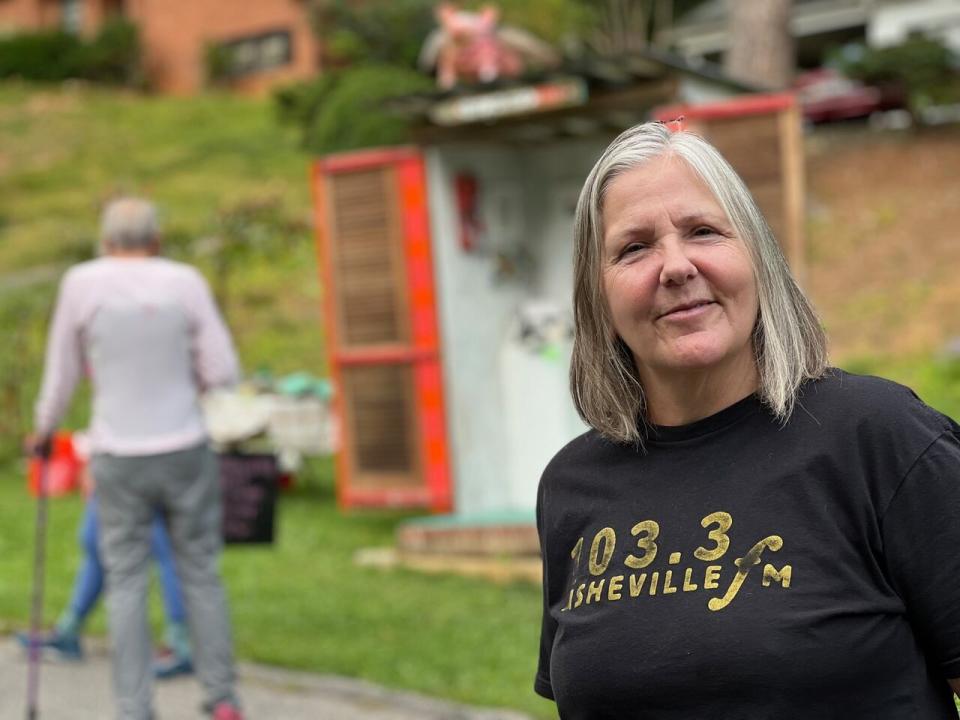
[724,0,794,89]
[592,0,651,56]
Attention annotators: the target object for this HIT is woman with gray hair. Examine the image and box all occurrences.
[534,122,960,718]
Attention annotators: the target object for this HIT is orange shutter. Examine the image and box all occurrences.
[313,147,451,511]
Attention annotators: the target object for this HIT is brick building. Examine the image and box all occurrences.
[0,0,321,94]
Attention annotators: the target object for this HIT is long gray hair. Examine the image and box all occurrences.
[570,121,827,444]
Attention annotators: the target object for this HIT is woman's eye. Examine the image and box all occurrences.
[692,226,717,237]
[620,243,646,258]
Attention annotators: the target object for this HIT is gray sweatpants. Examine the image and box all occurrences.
[93,444,238,720]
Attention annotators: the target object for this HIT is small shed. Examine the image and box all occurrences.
[312,51,805,524]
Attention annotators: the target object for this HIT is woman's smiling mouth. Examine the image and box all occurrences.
[657,300,717,321]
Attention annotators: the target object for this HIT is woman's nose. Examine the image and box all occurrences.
[659,238,698,286]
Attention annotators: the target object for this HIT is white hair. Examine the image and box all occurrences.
[99,197,160,251]
[570,121,828,445]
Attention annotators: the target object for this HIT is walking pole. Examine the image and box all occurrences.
[25,439,52,720]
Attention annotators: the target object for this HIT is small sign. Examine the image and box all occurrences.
[429,78,588,126]
[220,453,279,545]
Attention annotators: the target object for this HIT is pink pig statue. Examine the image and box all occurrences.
[420,2,559,89]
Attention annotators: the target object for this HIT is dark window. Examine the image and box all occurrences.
[221,30,292,77]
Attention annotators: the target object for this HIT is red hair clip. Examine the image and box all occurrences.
[661,115,685,133]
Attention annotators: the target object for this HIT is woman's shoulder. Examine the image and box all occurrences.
[797,367,956,442]
[540,428,627,485]
[545,427,609,464]
[804,367,913,401]
[805,367,930,407]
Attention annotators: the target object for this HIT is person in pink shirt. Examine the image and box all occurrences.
[30,197,245,720]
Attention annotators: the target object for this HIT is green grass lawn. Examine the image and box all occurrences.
[0,460,555,718]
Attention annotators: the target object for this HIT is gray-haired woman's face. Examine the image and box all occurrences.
[600,155,759,386]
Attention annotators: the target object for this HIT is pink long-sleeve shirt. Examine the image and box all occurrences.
[34,256,240,456]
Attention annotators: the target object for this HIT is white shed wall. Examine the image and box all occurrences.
[425,139,607,516]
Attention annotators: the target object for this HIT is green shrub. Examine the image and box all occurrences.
[312,0,436,68]
[274,64,432,154]
[79,17,141,85]
[834,35,960,118]
[273,74,338,129]
[0,18,140,85]
[0,30,85,80]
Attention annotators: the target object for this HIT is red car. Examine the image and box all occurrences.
[793,68,902,123]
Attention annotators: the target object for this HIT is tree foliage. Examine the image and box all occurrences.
[834,35,960,116]
[275,64,432,155]
[494,0,595,49]
[311,0,437,68]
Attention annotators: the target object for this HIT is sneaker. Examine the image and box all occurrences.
[16,630,83,661]
[211,702,245,720]
[153,651,193,680]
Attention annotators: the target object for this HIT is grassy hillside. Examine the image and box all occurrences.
[0,80,323,378]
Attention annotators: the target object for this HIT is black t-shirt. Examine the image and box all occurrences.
[536,370,960,719]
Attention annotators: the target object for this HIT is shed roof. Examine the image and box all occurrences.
[387,48,755,144]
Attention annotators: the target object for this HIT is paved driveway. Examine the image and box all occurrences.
[0,636,533,720]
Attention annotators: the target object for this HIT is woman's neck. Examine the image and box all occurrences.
[642,357,759,427]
